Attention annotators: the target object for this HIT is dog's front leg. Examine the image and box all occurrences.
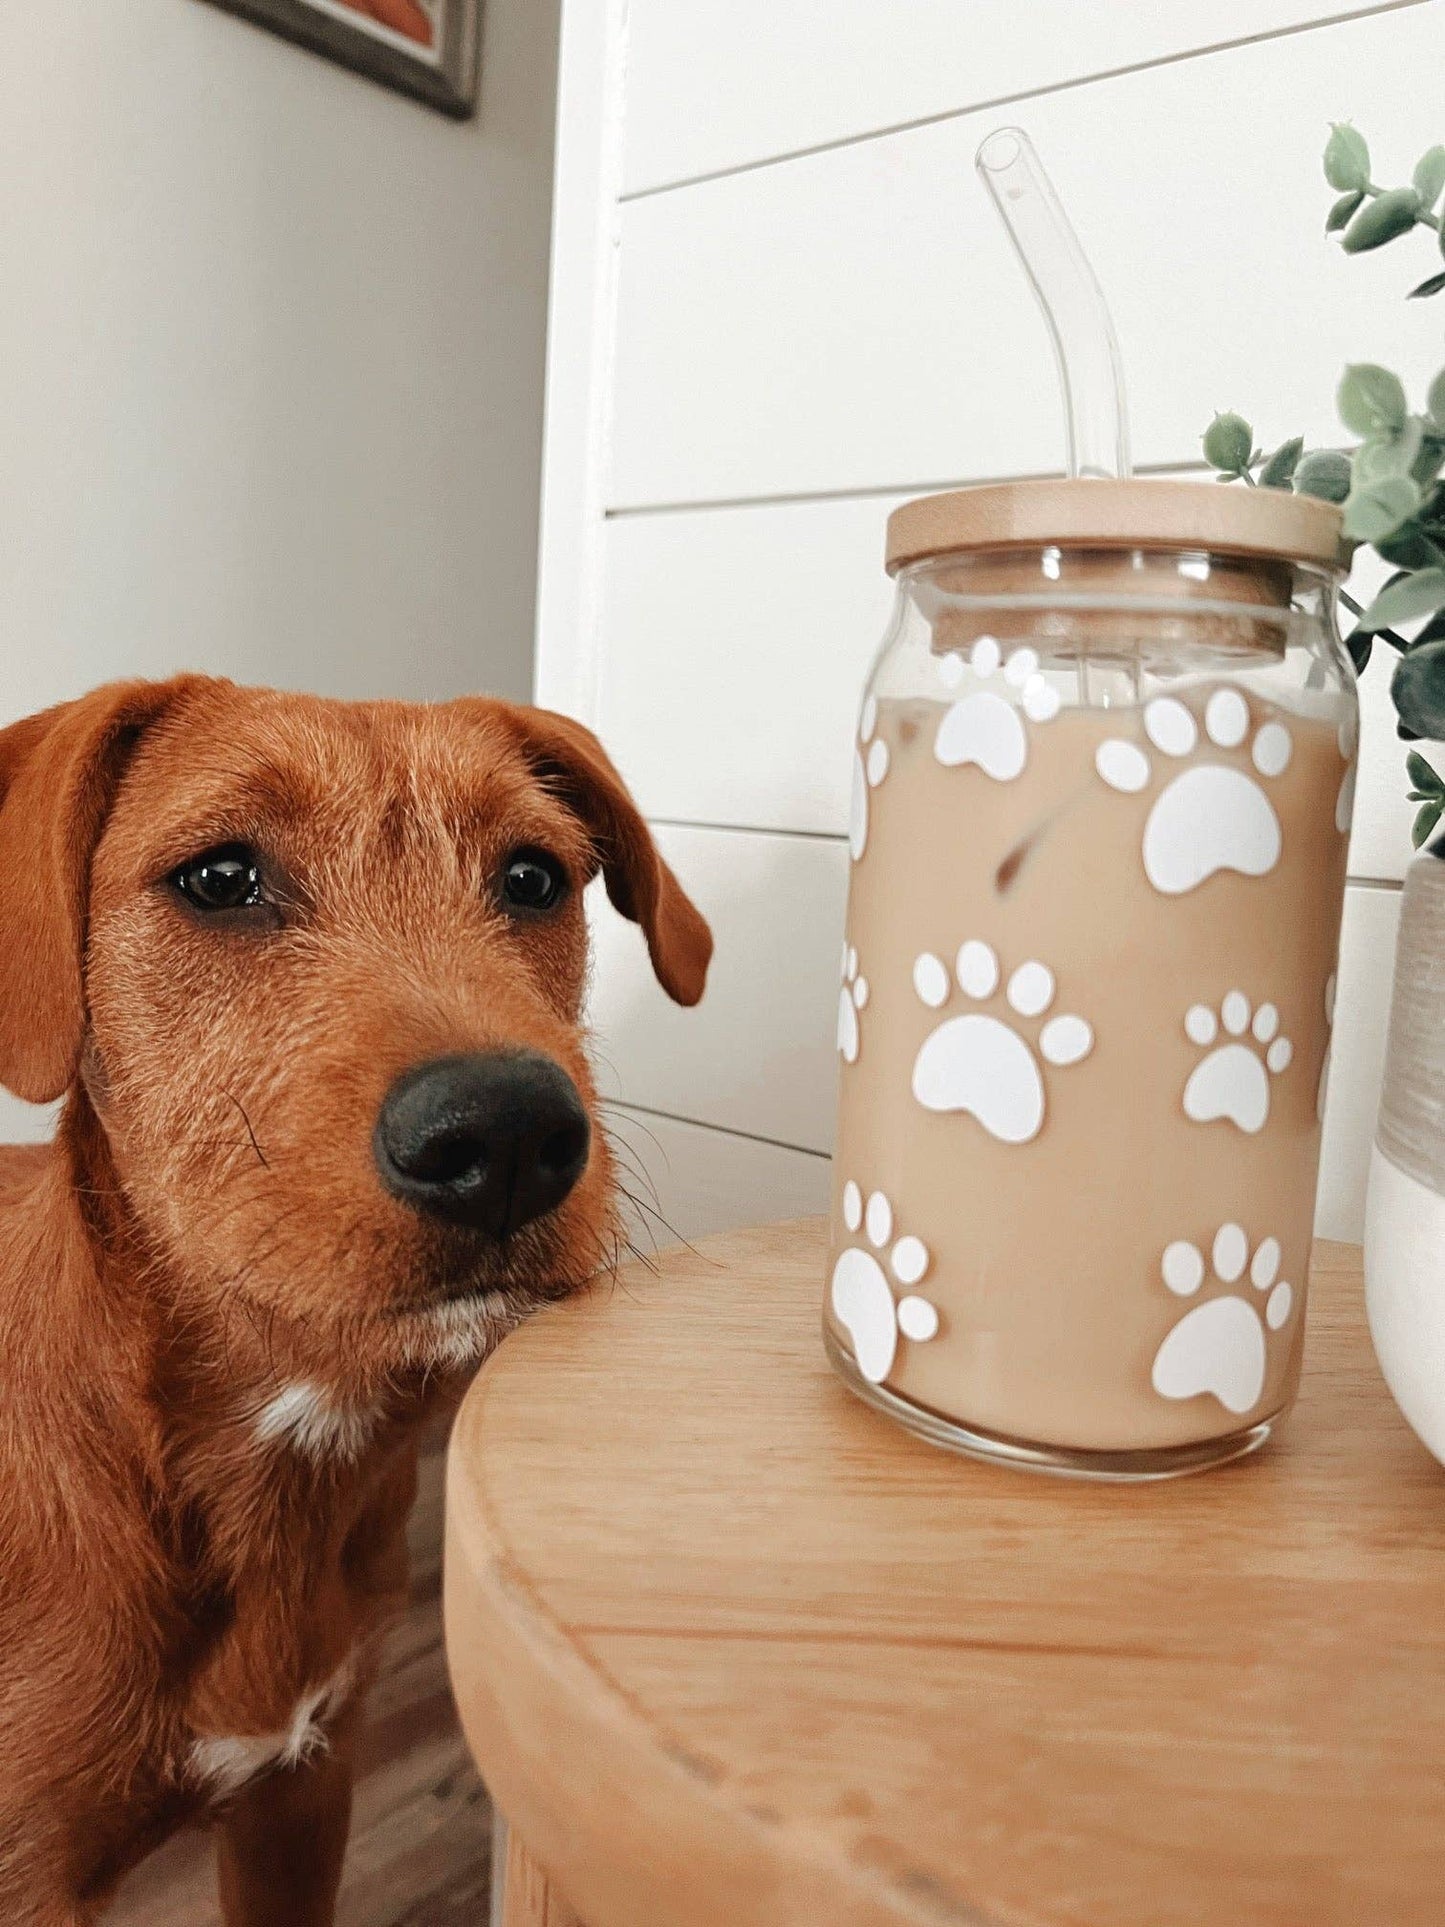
[213,1715,357,1927]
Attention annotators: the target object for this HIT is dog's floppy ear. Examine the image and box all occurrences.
[507,706,713,1007]
[0,677,200,1102]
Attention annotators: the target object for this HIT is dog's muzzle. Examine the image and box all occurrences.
[373,1051,590,1238]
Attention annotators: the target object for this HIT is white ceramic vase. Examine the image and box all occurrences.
[1364,845,1445,1463]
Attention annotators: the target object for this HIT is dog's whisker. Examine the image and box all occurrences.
[597,1098,670,1149]
[607,1171,694,1264]
[596,1101,673,1169]
[213,1086,273,1171]
[600,1130,667,1217]
[612,1140,670,1217]
[611,1185,662,1258]
[585,1045,627,1092]
[598,1126,667,1218]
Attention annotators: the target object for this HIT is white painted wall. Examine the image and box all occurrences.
[0,0,560,1141]
[541,0,1441,1246]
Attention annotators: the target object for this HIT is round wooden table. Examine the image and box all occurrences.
[444,1222,1445,1927]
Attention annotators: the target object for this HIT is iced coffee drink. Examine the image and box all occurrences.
[826,482,1355,1476]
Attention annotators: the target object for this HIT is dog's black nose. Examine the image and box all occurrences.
[374,1052,590,1237]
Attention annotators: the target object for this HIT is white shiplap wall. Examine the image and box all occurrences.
[540,0,1441,1247]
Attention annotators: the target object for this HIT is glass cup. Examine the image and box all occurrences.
[826,480,1356,1479]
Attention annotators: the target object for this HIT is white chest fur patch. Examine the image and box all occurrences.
[253,1382,376,1461]
[190,1657,356,1802]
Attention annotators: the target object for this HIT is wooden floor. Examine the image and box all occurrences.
[109,1424,493,1926]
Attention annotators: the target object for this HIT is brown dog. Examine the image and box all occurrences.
[0,676,711,1925]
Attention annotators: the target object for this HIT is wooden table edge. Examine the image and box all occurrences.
[443,1341,959,1927]
[442,1229,1388,1927]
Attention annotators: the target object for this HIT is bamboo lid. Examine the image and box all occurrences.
[886,478,1349,575]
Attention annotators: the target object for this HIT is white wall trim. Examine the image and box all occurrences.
[532,0,631,725]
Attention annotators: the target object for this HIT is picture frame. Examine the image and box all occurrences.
[195,0,482,120]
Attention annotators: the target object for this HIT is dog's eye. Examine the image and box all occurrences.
[501,848,567,914]
[173,845,265,913]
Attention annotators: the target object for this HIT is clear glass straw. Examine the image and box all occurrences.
[976,126,1132,482]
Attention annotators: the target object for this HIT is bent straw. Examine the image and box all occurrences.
[976,127,1132,482]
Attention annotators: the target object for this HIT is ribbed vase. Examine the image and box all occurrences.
[1365,846,1445,1462]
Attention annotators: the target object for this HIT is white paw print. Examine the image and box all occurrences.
[1151,1223,1294,1416]
[1181,991,1293,1136]
[830,1182,940,1384]
[1095,690,1290,895]
[849,696,889,861]
[933,635,1060,782]
[910,939,1093,1144]
[837,943,870,1066]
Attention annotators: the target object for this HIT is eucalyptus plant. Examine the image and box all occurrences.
[1201,123,1445,848]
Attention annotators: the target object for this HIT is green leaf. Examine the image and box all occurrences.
[1258,437,1304,490]
[1202,412,1254,474]
[1356,566,1445,632]
[1343,476,1421,543]
[1377,522,1445,572]
[1414,145,1445,210]
[1297,451,1355,506]
[1430,369,1445,432]
[1407,749,1445,797]
[1413,433,1445,489]
[1342,186,1423,253]
[1393,638,1445,737]
[1413,799,1443,847]
[1324,122,1371,192]
[1409,270,1445,300]
[1398,419,1428,475]
[1347,627,1374,675]
[1356,570,1412,638]
[1294,449,1353,503]
[1338,363,1409,438]
[1353,419,1426,486]
[1326,189,1365,232]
